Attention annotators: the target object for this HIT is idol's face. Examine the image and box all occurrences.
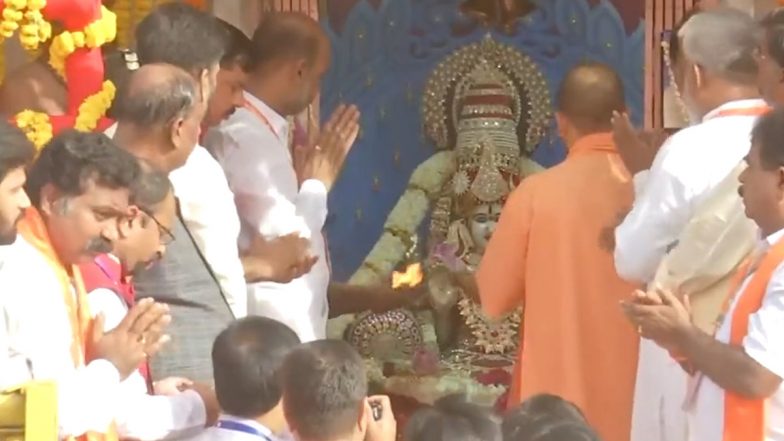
[0,167,30,245]
[41,180,131,265]
[468,202,502,253]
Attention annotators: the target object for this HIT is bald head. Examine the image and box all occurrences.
[114,63,199,128]
[249,12,328,71]
[557,62,625,134]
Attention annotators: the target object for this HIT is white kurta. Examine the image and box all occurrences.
[170,145,247,318]
[88,284,207,440]
[689,229,784,441]
[0,236,121,438]
[107,122,248,318]
[209,91,330,342]
[615,99,768,441]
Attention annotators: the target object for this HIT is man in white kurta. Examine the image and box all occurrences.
[210,12,360,342]
[622,107,784,441]
[213,91,334,341]
[614,8,768,441]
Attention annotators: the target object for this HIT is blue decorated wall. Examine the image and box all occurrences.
[322,0,645,281]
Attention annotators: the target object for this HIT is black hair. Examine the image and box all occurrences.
[751,106,784,169]
[217,18,252,71]
[131,161,172,214]
[135,3,227,75]
[505,418,602,441]
[404,394,501,441]
[113,65,198,128]
[25,130,141,207]
[281,339,367,441]
[212,316,301,418]
[503,394,586,441]
[0,120,35,182]
[249,12,322,71]
[761,8,784,67]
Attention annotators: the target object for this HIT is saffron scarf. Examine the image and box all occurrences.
[718,235,784,441]
[17,207,118,441]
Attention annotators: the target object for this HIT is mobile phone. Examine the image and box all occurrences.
[370,400,383,421]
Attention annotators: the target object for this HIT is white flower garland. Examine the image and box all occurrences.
[349,150,457,285]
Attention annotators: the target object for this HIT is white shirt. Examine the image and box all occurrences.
[690,228,784,441]
[169,145,247,318]
[209,91,330,342]
[107,122,248,318]
[87,263,207,441]
[0,236,121,438]
[615,99,767,283]
[188,414,292,441]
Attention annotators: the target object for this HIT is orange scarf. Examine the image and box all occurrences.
[17,207,118,441]
[719,235,784,441]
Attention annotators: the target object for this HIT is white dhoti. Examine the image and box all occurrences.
[631,339,688,441]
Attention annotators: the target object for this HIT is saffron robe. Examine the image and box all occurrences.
[477,133,639,441]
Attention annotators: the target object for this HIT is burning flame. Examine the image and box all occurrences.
[392,263,424,289]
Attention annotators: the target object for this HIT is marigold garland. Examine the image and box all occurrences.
[74,80,115,132]
[49,5,116,77]
[15,110,52,150]
[1,0,51,50]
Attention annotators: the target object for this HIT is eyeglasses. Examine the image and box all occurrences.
[141,209,175,246]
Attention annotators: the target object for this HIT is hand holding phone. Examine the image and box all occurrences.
[365,395,396,441]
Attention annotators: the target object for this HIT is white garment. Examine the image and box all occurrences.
[209,91,330,342]
[87,284,207,440]
[617,99,768,441]
[187,414,292,441]
[169,145,247,318]
[107,122,248,318]
[615,99,766,283]
[690,228,784,441]
[0,236,121,438]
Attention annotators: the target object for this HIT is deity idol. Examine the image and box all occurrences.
[338,36,552,406]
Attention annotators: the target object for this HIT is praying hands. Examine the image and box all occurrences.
[620,289,693,353]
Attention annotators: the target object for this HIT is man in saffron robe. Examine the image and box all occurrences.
[622,107,784,441]
[475,62,638,441]
[0,131,171,439]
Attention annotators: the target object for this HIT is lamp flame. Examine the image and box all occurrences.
[392,263,424,289]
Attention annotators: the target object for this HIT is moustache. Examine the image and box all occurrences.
[85,237,113,254]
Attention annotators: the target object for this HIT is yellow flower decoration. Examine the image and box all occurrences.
[15,109,53,151]
[74,80,115,132]
[0,0,49,50]
[1,0,26,40]
[49,5,116,77]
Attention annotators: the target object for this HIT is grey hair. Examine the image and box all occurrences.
[131,160,173,213]
[678,7,761,82]
[114,66,199,127]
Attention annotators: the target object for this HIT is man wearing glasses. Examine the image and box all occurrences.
[80,164,218,440]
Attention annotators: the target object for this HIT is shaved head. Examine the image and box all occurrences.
[557,62,625,133]
[115,63,199,128]
[249,12,328,70]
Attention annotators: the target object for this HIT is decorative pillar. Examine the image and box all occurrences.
[644,0,695,129]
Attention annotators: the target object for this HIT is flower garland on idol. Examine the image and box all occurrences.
[1,0,117,151]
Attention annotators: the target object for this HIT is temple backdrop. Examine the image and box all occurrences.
[321,0,646,281]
